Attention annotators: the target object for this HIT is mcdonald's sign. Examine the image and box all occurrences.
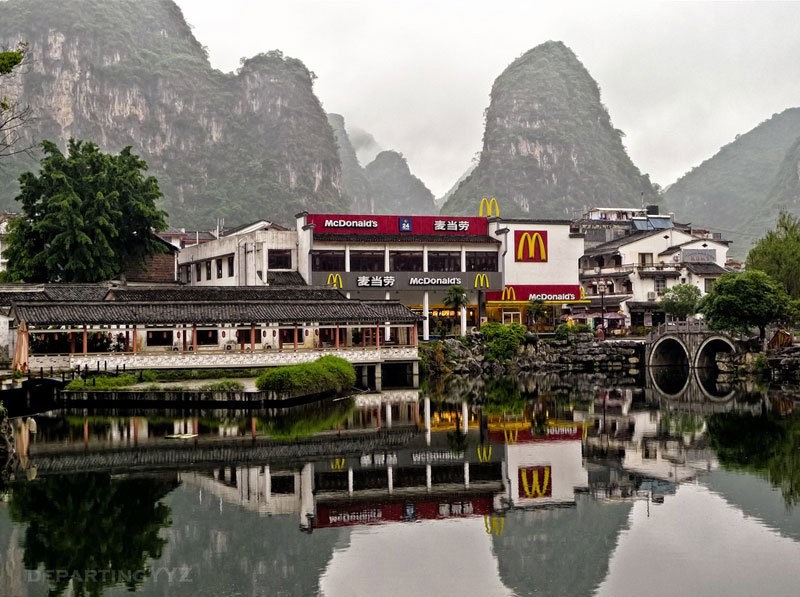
[500,286,517,301]
[476,445,493,462]
[478,197,500,217]
[473,273,490,289]
[326,273,343,288]
[518,466,552,499]
[484,515,505,536]
[515,230,548,262]
[330,458,346,471]
[504,429,519,444]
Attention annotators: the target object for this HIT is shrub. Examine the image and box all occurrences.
[419,341,450,377]
[200,380,245,391]
[255,356,355,396]
[481,322,526,362]
[65,373,139,391]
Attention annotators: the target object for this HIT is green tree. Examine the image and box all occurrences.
[699,270,794,345]
[746,211,800,299]
[526,298,547,330]
[443,284,469,336]
[4,139,168,282]
[660,283,702,321]
[1,42,31,158]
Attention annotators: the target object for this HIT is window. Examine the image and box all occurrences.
[466,252,498,272]
[205,260,212,280]
[350,250,385,272]
[195,263,201,282]
[216,259,223,279]
[389,251,423,272]
[312,250,345,271]
[227,255,235,277]
[639,253,654,266]
[268,249,292,270]
[145,329,173,347]
[428,251,461,272]
[655,278,667,294]
[197,329,219,346]
[705,278,716,293]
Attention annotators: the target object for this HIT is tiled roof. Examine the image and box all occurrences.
[685,262,728,276]
[0,284,112,305]
[265,271,306,286]
[107,286,338,303]
[314,233,500,244]
[362,300,423,321]
[13,300,417,326]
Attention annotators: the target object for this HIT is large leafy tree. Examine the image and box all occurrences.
[660,283,701,321]
[746,211,800,299]
[699,270,794,344]
[4,139,168,282]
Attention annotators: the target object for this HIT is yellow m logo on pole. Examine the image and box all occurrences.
[519,466,552,498]
[501,286,516,301]
[326,273,343,288]
[515,231,548,262]
[474,273,490,289]
[331,458,346,471]
[476,445,493,462]
[484,515,505,536]
[478,197,500,217]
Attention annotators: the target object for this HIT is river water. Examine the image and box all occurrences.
[1,371,800,597]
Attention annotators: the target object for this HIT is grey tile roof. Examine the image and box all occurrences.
[362,300,423,321]
[107,286,338,303]
[685,262,728,276]
[13,300,418,326]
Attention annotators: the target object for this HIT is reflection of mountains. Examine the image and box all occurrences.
[492,495,632,597]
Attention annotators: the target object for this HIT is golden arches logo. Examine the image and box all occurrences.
[516,231,547,262]
[579,286,586,299]
[519,466,552,499]
[476,445,493,462]
[330,458,346,471]
[478,197,500,217]
[504,429,519,444]
[501,286,517,301]
[484,515,505,536]
[474,273,490,289]
[326,273,343,288]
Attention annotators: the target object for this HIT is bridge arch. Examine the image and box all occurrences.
[694,336,737,370]
[648,336,690,369]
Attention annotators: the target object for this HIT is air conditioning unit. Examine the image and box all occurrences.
[672,254,680,262]
[647,291,657,300]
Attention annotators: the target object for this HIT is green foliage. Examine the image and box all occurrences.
[441,41,658,218]
[0,47,24,76]
[141,368,263,381]
[660,283,702,321]
[664,108,800,259]
[199,379,245,391]
[65,373,139,391]
[4,139,167,282]
[255,356,355,396]
[699,270,795,341]
[419,341,451,377]
[554,322,591,339]
[481,322,526,362]
[746,211,800,299]
[443,284,469,333]
[257,398,354,441]
[482,377,526,414]
[9,473,176,595]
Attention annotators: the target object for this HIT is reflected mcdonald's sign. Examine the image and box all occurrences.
[518,466,552,499]
[484,515,505,536]
[331,458,346,471]
[326,273,344,288]
[476,445,493,462]
[504,429,519,444]
[515,231,548,262]
[500,286,516,301]
[474,273,490,289]
[478,197,500,217]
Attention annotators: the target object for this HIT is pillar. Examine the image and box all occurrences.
[385,401,393,428]
[265,465,272,501]
[462,401,469,434]
[82,325,88,355]
[375,365,382,392]
[460,306,467,337]
[464,462,470,488]
[348,467,354,496]
[375,325,380,348]
[192,324,198,352]
[423,291,430,340]
[293,325,298,351]
[132,325,138,354]
[424,396,431,446]
[388,466,394,495]
[250,323,256,352]
[426,464,432,491]
[335,326,340,349]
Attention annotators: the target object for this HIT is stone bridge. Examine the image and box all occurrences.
[645,321,737,370]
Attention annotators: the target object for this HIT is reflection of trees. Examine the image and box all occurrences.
[9,473,177,596]
[257,398,354,440]
[708,412,800,507]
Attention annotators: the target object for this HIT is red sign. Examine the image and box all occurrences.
[315,496,494,528]
[485,284,582,302]
[514,230,548,262]
[306,214,488,236]
[518,466,552,499]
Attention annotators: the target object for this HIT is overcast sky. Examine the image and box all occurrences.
[178,1,800,198]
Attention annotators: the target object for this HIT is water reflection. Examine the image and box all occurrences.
[1,373,800,596]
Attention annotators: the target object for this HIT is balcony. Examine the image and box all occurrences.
[636,263,681,278]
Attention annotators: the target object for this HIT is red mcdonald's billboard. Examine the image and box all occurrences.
[515,230,548,262]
